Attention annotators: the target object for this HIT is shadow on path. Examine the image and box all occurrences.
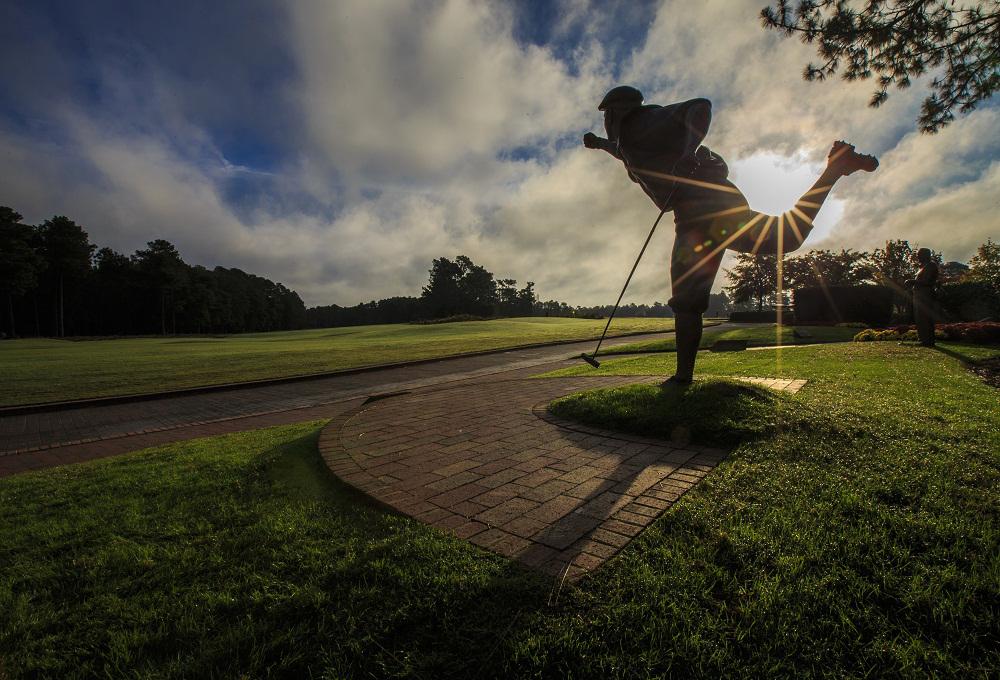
[320,376,728,583]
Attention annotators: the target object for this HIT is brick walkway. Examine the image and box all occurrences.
[319,374,806,582]
[725,376,807,392]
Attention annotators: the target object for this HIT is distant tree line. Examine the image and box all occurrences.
[725,239,1000,321]
[304,254,733,329]
[0,206,305,337]
[568,294,732,319]
[3,203,723,338]
[13,199,992,336]
[304,255,540,327]
[2,202,751,339]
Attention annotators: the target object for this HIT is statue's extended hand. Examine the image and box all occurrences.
[583,132,599,149]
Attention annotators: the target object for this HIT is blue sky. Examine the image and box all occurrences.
[2,0,997,306]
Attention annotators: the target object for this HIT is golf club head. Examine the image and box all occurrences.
[580,353,601,368]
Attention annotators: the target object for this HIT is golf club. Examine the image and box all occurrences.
[580,140,694,369]
[580,206,667,367]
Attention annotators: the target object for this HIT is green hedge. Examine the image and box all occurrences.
[938,281,1000,321]
[729,311,780,323]
[794,285,893,327]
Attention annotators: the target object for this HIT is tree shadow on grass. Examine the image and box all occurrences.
[933,344,1000,388]
[254,429,552,679]
[932,343,979,363]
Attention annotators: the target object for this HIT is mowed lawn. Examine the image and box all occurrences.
[0,317,675,406]
[1,342,998,677]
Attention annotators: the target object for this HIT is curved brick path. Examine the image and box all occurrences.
[319,376,731,581]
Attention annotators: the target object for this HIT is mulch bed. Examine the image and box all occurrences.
[969,356,1000,388]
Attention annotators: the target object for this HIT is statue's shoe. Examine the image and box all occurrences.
[828,140,879,175]
[660,374,693,388]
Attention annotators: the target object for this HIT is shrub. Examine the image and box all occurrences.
[837,321,869,328]
[854,322,999,344]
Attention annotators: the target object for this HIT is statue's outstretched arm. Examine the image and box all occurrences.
[583,132,622,159]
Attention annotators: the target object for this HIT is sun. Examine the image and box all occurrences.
[729,151,844,241]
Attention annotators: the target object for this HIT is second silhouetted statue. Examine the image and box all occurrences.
[908,247,939,347]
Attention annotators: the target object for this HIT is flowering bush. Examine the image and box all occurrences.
[938,322,1000,344]
[853,328,902,341]
[855,322,1000,344]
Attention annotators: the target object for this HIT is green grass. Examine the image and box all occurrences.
[599,323,858,354]
[550,379,792,448]
[0,423,548,678]
[0,317,675,407]
[2,342,999,677]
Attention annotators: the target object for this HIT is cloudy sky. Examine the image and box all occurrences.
[2,0,997,307]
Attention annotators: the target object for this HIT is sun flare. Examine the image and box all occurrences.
[729,151,819,214]
[729,151,844,241]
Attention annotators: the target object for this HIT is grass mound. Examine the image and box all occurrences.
[549,379,794,447]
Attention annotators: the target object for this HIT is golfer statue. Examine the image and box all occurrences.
[907,248,939,347]
[584,86,878,384]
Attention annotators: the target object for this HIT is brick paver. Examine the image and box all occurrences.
[318,374,807,581]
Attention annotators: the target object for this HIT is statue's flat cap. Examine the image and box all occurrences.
[598,85,644,111]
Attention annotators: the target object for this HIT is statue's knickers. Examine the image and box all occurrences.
[913,287,937,347]
[668,192,815,315]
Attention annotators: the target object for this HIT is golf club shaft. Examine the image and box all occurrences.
[588,207,667,358]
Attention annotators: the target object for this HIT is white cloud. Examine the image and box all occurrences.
[840,162,1000,261]
[623,0,927,160]
[1,120,454,305]
[287,0,602,185]
[817,108,1000,261]
[1,0,996,310]
[476,146,672,303]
